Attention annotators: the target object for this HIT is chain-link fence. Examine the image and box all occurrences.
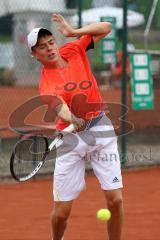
[0,0,160,180]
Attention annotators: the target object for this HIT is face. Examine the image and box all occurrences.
[32,35,60,65]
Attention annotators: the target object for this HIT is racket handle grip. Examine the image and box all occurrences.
[62,124,76,134]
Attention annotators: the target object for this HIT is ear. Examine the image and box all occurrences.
[31,50,37,58]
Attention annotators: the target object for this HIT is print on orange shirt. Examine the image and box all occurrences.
[40,35,105,129]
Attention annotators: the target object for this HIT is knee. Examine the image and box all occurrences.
[51,206,71,223]
[52,211,68,224]
[108,196,123,212]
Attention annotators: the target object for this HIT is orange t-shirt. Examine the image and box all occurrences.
[39,35,103,130]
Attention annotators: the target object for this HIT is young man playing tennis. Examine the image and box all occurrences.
[27,14,124,240]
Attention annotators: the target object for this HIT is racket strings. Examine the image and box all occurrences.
[12,136,48,179]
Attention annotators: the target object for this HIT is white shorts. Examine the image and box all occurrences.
[53,115,123,201]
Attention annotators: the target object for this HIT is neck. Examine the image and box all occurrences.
[43,56,68,69]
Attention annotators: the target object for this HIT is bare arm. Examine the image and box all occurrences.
[56,103,85,129]
[72,22,111,43]
[52,14,111,43]
[41,95,85,130]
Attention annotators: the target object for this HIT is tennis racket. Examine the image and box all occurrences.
[10,124,76,182]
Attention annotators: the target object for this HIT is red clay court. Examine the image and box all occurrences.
[0,167,160,240]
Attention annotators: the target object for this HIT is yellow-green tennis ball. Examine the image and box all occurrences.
[97,209,111,221]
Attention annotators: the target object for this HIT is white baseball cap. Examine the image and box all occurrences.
[27,27,52,51]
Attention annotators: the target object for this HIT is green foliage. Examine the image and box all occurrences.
[132,0,160,27]
[82,0,92,10]
[0,68,14,86]
[0,35,12,42]
[133,42,160,50]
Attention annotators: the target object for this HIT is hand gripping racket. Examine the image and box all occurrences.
[10,124,76,182]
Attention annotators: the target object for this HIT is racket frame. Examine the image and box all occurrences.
[10,124,76,182]
[10,135,48,181]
